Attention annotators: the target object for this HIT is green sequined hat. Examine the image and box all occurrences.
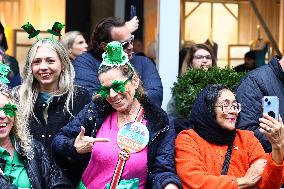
[100,41,129,68]
[21,22,40,39]
[47,22,65,36]
[0,62,10,84]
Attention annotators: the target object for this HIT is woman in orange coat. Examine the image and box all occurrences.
[175,84,284,189]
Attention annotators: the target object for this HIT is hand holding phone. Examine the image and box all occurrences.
[262,96,279,121]
[126,6,139,33]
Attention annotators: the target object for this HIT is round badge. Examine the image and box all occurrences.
[117,122,149,153]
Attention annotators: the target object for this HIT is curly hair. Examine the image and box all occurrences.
[0,85,33,159]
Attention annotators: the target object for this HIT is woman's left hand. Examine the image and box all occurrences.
[164,183,179,189]
[259,113,284,148]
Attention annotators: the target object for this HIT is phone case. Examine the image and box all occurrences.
[130,5,136,19]
[262,96,279,121]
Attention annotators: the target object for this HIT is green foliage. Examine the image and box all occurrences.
[172,67,245,117]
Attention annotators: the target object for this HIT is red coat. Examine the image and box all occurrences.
[175,129,284,189]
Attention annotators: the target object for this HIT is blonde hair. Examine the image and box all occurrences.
[0,85,33,159]
[61,31,83,51]
[18,38,75,130]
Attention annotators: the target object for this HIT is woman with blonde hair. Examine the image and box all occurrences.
[0,84,71,188]
[14,38,91,186]
[61,31,88,61]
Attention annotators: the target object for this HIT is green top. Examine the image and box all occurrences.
[0,146,31,188]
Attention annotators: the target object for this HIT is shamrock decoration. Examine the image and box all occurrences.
[47,22,65,36]
[100,41,129,68]
[0,103,17,117]
[21,22,40,39]
[0,62,11,84]
[98,76,133,98]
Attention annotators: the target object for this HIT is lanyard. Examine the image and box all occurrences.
[110,106,144,189]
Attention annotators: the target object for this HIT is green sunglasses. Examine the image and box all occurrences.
[0,103,17,117]
[98,75,133,99]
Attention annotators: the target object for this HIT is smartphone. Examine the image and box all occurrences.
[130,5,136,19]
[262,96,279,121]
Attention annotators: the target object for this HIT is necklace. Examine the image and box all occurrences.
[118,103,143,128]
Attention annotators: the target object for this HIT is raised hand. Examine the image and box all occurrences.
[125,16,139,33]
[259,114,284,164]
[259,114,284,147]
[74,126,110,154]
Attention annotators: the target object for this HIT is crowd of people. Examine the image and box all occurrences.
[0,15,283,189]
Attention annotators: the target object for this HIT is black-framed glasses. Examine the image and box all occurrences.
[193,55,212,60]
[121,35,134,49]
[215,103,241,114]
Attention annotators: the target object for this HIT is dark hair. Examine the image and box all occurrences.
[205,84,229,118]
[188,43,217,68]
[179,47,191,75]
[0,22,8,51]
[244,50,256,59]
[89,17,125,58]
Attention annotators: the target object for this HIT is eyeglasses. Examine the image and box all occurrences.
[98,75,133,98]
[121,35,134,49]
[215,103,241,114]
[193,55,212,60]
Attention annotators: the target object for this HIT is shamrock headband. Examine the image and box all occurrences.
[99,41,135,71]
[0,102,17,117]
[21,21,65,40]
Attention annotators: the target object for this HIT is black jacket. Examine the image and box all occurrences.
[0,140,72,189]
[29,86,91,155]
[236,56,284,152]
[52,96,182,188]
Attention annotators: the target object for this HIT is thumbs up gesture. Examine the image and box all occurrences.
[74,126,110,154]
